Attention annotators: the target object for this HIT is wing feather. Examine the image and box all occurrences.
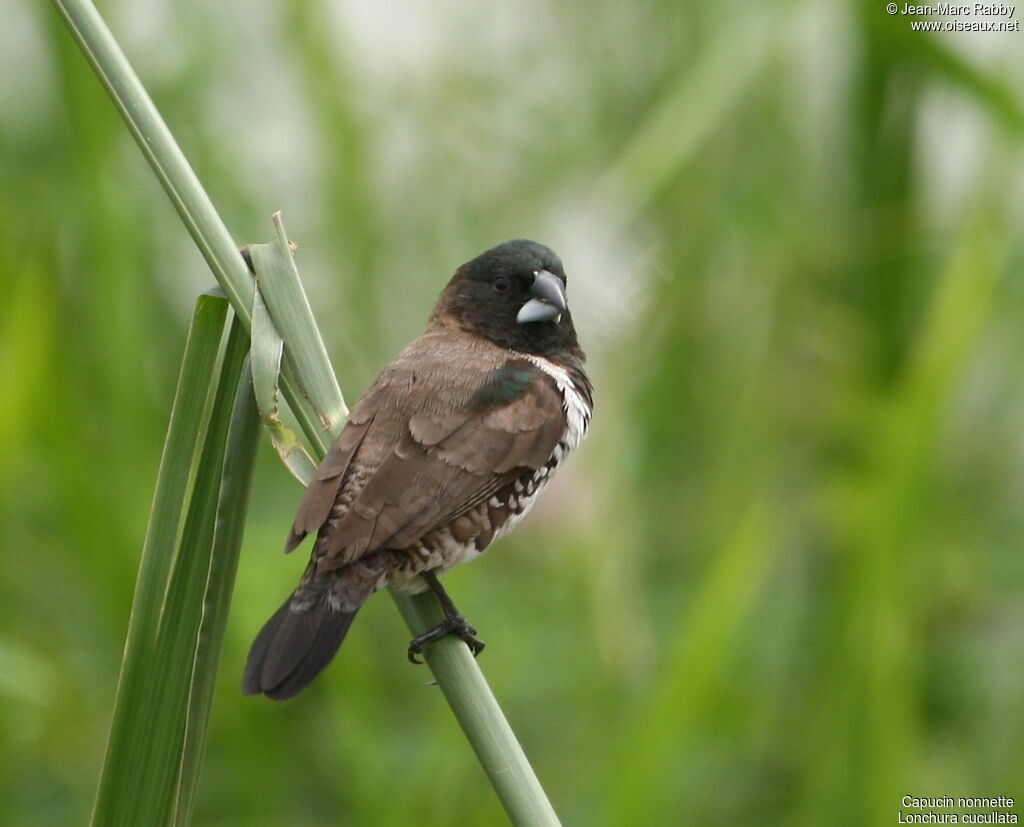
[286,419,370,551]
[312,363,566,571]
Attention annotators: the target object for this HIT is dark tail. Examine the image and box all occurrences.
[242,592,362,700]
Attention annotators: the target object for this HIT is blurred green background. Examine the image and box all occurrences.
[3,0,1023,824]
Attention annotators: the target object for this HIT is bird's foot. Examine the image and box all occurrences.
[407,615,486,664]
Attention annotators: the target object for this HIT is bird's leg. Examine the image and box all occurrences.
[407,570,486,664]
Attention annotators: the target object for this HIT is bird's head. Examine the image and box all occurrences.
[433,239,582,357]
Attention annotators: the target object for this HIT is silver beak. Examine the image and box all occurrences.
[516,269,567,325]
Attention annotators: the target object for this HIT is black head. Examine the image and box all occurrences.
[433,239,583,358]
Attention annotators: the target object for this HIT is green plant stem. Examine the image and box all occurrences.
[395,593,562,826]
[50,0,336,457]
[53,0,560,822]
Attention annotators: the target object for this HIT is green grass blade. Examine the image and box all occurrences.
[881,19,1024,135]
[144,312,250,824]
[248,213,348,438]
[92,308,253,826]
[175,349,262,826]
[250,279,317,484]
[91,293,228,825]
[591,2,787,219]
[607,501,778,824]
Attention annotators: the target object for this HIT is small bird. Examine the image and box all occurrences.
[243,239,593,700]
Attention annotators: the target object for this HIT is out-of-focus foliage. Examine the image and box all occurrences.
[2,1,1023,824]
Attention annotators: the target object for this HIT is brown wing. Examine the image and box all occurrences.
[287,335,566,573]
[284,355,414,553]
[285,417,370,551]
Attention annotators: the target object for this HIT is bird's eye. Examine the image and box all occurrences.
[493,275,511,293]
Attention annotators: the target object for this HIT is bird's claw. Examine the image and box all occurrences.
[407,616,486,664]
